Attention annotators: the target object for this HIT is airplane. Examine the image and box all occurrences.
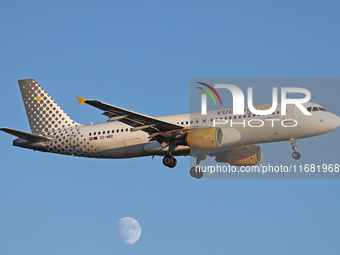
[1,79,340,179]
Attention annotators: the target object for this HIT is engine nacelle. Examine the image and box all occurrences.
[184,127,241,149]
[216,144,263,166]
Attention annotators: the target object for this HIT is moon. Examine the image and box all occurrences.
[118,217,141,244]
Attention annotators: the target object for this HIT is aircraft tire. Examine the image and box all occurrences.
[190,166,204,179]
[292,152,301,160]
[163,155,177,168]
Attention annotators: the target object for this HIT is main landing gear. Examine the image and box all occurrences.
[162,155,177,168]
[190,166,204,179]
[290,138,301,160]
[189,153,206,179]
[161,139,205,179]
[162,139,178,168]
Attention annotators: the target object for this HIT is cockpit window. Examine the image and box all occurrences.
[308,106,327,112]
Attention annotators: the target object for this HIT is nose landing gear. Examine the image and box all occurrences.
[292,151,301,159]
[290,138,301,160]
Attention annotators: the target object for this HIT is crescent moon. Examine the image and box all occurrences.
[118,217,142,244]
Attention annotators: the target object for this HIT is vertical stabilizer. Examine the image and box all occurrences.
[18,79,79,134]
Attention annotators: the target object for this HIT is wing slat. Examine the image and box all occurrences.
[83,99,185,134]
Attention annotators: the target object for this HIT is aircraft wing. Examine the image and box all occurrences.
[0,128,54,142]
[77,97,185,135]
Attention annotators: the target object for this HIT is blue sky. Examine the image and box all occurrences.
[1,1,340,254]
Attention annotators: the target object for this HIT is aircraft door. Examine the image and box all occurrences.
[286,104,294,120]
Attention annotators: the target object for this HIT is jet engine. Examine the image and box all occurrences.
[179,127,241,149]
[215,144,263,166]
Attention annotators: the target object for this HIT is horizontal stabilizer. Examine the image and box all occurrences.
[0,128,54,142]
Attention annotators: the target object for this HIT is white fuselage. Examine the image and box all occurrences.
[14,102,340,159]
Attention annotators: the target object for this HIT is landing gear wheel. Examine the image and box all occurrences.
[190,166,204,179]
[290,138,301,160]
[163,156,177,168]
[163,155,172,166]
[292,151,301,160]
[169,157,177,168]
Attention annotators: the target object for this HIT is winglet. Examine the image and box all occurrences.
[77,96,87,106]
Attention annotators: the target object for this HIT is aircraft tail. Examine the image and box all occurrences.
[18,79,79,134]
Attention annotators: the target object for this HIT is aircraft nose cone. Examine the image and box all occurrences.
[335,116,340,128]
[329,114,340,130]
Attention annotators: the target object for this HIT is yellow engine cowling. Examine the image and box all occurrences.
[186,127,222,149]
[216,144,263,166]
[185,127,241,149]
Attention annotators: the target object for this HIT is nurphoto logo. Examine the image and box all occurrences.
[198,82,311,116]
